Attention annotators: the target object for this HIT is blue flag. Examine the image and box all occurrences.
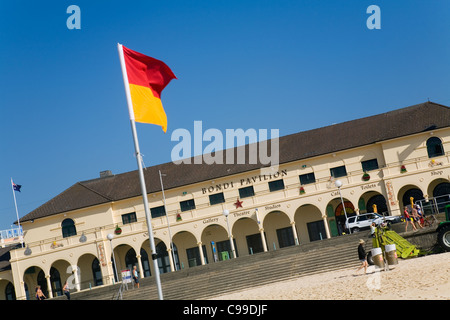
[12,182,21,192]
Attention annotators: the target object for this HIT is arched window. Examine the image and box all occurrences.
[426,137,444,158]
[61,218,77,238]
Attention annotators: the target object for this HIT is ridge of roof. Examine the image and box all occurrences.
[18,101,450,223]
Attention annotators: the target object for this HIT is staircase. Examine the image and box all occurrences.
[52,231,370,300]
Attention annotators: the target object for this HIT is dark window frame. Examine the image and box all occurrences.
[209,193,225,205]
[121,212,137,224]
[238,186,255,198]
[268,179,285,192]
[361,158,379,172]
[61,218,77,238]
[150,206,166,219]
[299,172,316,185]
[426,137,445,158]
[330,165,347,178]
[180,199,196,212]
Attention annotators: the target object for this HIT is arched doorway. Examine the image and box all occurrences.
[366,194,388,215]
[172,231,199,269]
[232,217,261,256]
[125,247,152,276]
[334,200,356,235]
[78,254,103,289]
[202,224,234,262]
[294,204,324,243]
[433,182,450,212]
[155,241,178,274]
[264,210,293,249]
[23,266,44,300]
[402,188,424,208]
[37,267,62,298]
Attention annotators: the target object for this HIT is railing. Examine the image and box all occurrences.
[0,227,23,247]
[415,194,450,216]
[112,282,127,300]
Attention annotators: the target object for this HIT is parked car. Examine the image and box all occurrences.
[345,213,402,233]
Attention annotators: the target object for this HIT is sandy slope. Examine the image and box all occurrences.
[210,252,450,300]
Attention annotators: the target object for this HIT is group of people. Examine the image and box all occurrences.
[35,281,71,300]
[34,266,140,300]
[403,204,424,232]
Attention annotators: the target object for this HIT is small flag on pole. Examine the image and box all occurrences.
[12,182,21,192]
[118,44,176,132]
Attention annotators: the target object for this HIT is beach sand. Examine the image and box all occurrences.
[210,251,450,300]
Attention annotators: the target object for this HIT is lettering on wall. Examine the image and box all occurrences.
[201,170,287,194]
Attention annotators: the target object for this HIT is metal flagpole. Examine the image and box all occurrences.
[10,178,24,248]
[117,43,164,300]
[159,170,177,271]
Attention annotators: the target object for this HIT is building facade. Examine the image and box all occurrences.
[1,102,449,300]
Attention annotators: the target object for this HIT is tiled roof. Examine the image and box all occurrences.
[19,101,450,223]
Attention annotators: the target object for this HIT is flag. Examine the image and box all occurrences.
[118,44,176,132]
[12,182,21,192]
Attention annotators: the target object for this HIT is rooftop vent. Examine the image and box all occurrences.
[100,170,113,178]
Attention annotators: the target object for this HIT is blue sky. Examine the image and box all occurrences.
[1,0,449,231]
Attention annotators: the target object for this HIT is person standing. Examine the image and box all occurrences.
[63,281,70,300]
[356,239,368,274]
[132,266,140,289]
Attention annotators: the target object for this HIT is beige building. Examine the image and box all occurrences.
[1,101,449,300]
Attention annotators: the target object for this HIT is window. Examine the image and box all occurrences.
[330,165,347,178]
[276,227,295,248]
[180,199,196,212]
[426,137,444,158]
[361,159,379,172]
[150,206,166,218]
[92,258,103,286]
[215,239,238,260]
[186,245,208,267]
[239,186,255,198]
[209,193,225,205]
[268,179,285,192]
[299,172,316,185]
[61,218,77,238]
[122,212,137,224]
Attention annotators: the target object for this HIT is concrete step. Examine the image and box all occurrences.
[53,231,371,300]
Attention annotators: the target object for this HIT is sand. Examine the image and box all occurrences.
[210,251,450,300]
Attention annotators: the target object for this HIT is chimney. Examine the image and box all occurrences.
[100,170,113,178]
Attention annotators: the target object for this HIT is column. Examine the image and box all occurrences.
[9,252,27,300]
[259,227,268,252]
[198,242,206,265]
[322,215,331,239]
[46,274,53,299]
[167,247,175,272]
[290,221,299,245]
[71,265,81,291]
[136,254,144,279]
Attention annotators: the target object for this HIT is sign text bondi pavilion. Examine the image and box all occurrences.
[201,169,287,194]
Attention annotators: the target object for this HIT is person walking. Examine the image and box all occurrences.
[411,206,423,229]
[356,239,368,275]
[403,207,417,232]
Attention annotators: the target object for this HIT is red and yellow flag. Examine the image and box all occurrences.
[119,44,176,132]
